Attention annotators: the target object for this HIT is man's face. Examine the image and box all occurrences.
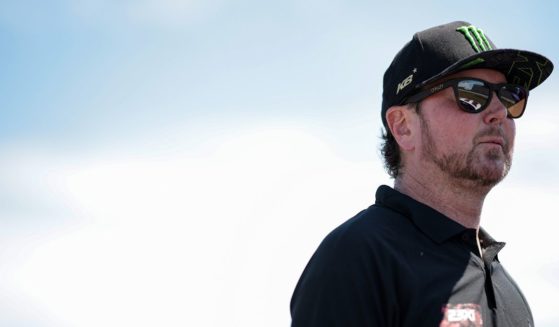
[416,69,516,187]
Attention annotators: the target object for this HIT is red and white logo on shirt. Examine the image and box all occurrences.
[440,303,483,326]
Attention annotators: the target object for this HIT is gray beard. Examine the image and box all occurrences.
[419,114,512,188]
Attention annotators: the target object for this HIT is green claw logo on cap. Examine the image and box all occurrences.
[456,25,492,53]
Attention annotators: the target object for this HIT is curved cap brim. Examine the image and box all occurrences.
[418,49,554,91]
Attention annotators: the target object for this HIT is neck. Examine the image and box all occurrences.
[394,170,492,229]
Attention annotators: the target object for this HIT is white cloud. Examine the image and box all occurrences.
[2,121,558,326]
[2,126,386,326]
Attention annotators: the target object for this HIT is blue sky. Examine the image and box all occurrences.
[3,0,556,146]
[1,0,559,326]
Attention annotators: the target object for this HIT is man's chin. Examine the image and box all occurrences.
[471,161,510,187]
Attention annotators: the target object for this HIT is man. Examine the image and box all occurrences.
[290,21,553,326]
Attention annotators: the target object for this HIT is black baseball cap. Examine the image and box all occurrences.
[381,21,554,128]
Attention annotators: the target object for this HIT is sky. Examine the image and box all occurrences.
[1,0,558,326]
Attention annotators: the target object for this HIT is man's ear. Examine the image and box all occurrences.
[385,105,418,151]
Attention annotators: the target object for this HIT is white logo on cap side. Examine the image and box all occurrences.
[396,68,417,95]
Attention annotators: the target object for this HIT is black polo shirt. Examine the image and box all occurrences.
[291,185,533,327]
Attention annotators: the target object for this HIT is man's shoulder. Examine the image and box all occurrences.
[291,205,413,326]
[317,204,412,255]
[332,204,410,238]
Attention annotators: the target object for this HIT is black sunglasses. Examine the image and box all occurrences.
[404,78,529,119]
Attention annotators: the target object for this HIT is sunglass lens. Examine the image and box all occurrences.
[499,86,527,118]
[456,79,490,112]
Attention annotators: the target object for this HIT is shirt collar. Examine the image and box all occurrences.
[375,185,468,244]
[479,227,506,262]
